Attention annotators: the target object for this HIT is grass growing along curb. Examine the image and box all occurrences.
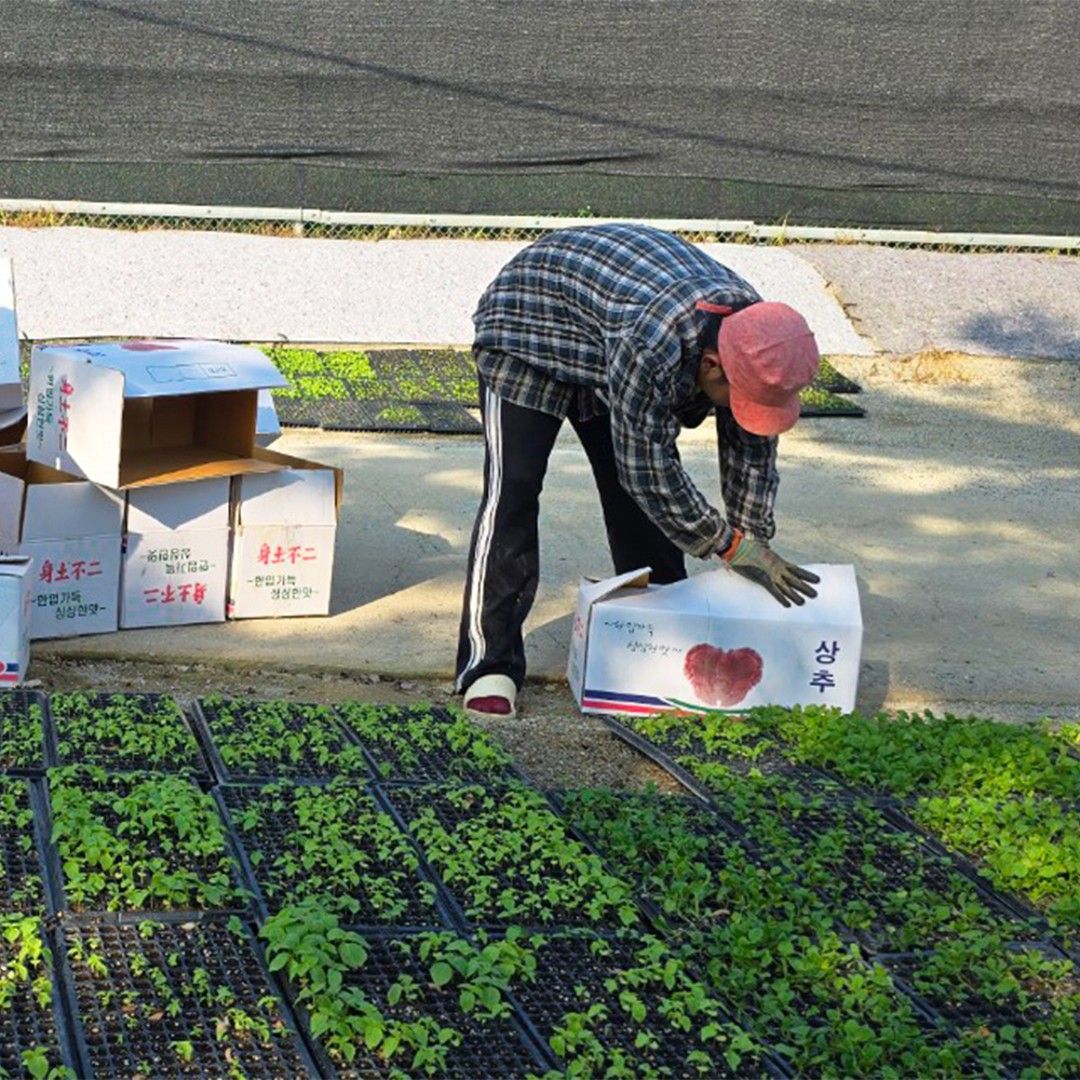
[49,692,204,775]
[391,784,640,929]
[48,766,244,913]
[0,694,46,773]
[198,696,370,781]
[225,782,439,924]
[335,702,516,783]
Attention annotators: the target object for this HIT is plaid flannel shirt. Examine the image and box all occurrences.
[473,223,779,557]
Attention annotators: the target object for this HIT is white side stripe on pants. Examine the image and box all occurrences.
[457,387,503,691]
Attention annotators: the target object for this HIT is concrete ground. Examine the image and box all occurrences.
[38,350,1080,723]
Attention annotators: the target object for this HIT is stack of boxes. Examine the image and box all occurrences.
[0,271,342,676]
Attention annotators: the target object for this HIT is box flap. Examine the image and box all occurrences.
[0,556,32,579]
[237,464,339,527]
[577,567,652,609]
[23,475,123,542]
[596,564,862,628]
[117,447,281,489]
[0,258,20,409]
[33,340,288,398]
[126,477,230,532]
[255,389,281,447]
[249,447,344,512]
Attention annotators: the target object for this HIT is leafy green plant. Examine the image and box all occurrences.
[226,781,438,923]
[261,903,537,1075]
[394,784,640,928]
[64,919,308,1078]
[50,692,204,774]
[0,778,45,914]
[508,931,760,1077]
[676,757,1034,953]
[912,794,1080,931]
[0,915,72,1078]
[48,766,244,911]
[199,696,369,780]
[336,702,514,783]
[376,404,425,425]
[888,929,1080,1076]
[0,694,46,772]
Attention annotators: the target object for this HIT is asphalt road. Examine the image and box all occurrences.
[2,0,1079,228]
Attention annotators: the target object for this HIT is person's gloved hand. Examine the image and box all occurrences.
[722,532,820,607]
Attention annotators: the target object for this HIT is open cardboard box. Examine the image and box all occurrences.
[27,339,288,489]
[569,563,863,715]
[228,447,342,619]
[0,446,123,639]
[0,258,28,443]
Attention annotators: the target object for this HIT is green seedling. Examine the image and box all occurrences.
[50,692,202,773]
[48,766,243,911]
[200,696,368,779]
[228,781,437,921]
[397,784,639,927]
[336,702,513,782]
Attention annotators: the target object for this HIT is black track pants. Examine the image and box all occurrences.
[455,383,686,694]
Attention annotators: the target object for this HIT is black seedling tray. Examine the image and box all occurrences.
[878,947,1071,1076]
[336,702,524,786]
[45,692,210,778]
[0,690,51,774]
[0,918,83,1078]
[814,358,863,395]
[508,931,781,1078]
[192,697,373,784]
[551,788,774,929]
[216,783,457,931]
[43,769,250,917]
[383,784,642,933]
[281,931,548,1079]
[56,915,319,1079]
[0,778,50,916]
[704,785,1042,955]
[280,398,481,434]
[603,715,873,804]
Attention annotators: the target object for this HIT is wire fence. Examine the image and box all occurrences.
[1,202,1078,254]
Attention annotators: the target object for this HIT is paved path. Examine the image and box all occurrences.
[37,355,1080,721]
[0,228,871,354]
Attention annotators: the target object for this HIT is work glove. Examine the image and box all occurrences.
[722,532,820,607]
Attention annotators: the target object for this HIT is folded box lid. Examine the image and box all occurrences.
[126,477,231,532]
[23,474,124,541]
[597,564,863,628]
[33,339,288,398]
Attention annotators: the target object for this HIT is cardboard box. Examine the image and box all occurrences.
[0,557,32,685]
[255,389,282,447]
[228,448,342,619]
[569,564,863,716]
[27,338,288,489]
[0,448,123,640]
[0,258,28,442]
[120,477,231,629]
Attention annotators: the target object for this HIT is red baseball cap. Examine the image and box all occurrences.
[697,300,820,436]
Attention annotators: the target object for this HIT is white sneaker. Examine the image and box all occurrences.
[463,674,518,719]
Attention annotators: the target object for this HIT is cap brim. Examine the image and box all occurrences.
[729,389,802,436]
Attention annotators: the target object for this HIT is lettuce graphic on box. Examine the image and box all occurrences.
[683,644,763,706]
